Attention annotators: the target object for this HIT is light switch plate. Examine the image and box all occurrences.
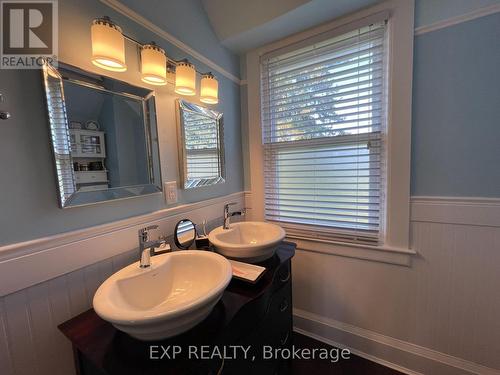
[165,181,178,204]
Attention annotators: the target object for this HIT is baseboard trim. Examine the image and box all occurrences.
[293,327,424,375]
[414,3,500,35]
[294,308,500,375]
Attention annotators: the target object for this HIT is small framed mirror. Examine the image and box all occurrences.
[174,219,196,249]
[42,61,162,208]
[176,100,225,189]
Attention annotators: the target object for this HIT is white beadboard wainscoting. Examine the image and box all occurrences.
[293,197,500,375]
[0,195,499,375]
[0,192,245,375]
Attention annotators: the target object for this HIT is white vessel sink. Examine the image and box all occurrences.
[209,221,285,263]
[93,250,232,341]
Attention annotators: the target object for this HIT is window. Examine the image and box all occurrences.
[260,20,387,245]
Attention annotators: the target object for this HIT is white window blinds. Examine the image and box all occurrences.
[260,20,387,245]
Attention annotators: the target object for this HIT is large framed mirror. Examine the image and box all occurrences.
[42,61,162,208]
[176,100,225,189]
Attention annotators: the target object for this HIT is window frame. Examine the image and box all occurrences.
[260,20,388,244]
[243,0,415,264]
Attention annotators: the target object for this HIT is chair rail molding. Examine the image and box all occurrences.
[0,191,245,296]
[411,196,500,227]
[244,192,500,264]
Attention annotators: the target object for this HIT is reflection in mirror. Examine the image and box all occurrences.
[174,219,196,249]
[176,100,225,189]
[42,61,162,208]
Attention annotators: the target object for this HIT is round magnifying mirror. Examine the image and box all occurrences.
[174,219,196,250]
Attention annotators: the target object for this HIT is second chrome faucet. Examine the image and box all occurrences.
[223,202,248,229]
[137,203,248,268]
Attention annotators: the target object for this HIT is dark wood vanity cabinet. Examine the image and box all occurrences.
[59,242,295,375]
[224,260,293,375]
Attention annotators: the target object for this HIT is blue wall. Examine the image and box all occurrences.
[415,0,500,28]
[0,0,243,246]
[118,0,240,77]
[411,10,500,197]
[2,0,500,246]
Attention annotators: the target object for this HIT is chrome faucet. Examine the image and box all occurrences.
[223,203,247,229]
[138,225,170,268]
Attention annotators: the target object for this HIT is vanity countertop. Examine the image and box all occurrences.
[58,241,296,375]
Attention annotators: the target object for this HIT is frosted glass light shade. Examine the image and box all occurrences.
[91,18,127,72]
[175,61,196,96]
[200,73,218,104]
[141,44,167,85]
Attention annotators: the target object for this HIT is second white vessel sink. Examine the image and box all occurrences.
[209,221,285,263]
[93,250,232,341]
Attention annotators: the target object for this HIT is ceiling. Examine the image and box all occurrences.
[201,0,381,53]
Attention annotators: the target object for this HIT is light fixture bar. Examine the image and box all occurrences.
[122,34,209,75]
[91,16,220,102]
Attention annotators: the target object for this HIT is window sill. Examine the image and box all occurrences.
[288,236,416,266]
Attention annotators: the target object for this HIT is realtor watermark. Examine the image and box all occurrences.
[149,345,351,363]
[1,0,58,68]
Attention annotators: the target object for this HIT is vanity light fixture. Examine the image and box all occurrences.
[200,73,218,104]
[175,60,196,96]
[91,17,127,72]
[140,43,167,86]
[89,16,220,103]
